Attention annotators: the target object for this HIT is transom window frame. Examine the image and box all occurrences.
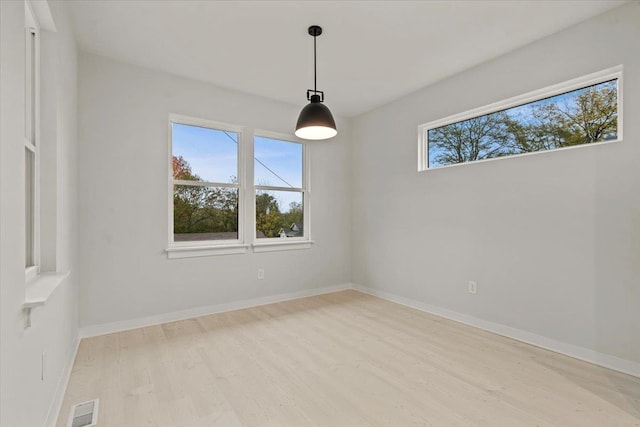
[166,115,313,259]
[252,130,311,251]
[418,65,623,171]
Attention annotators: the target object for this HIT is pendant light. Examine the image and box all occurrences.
[295,25,337,140]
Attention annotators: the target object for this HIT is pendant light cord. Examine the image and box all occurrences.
[313,34,317,93]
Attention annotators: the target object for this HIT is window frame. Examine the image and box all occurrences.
[418,65,623,171]
[167,114,248,258]
[166,117,314,258]
[252,130,311,251]
[24,4,40,281]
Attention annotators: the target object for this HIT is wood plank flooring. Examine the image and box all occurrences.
[56,290,640,426]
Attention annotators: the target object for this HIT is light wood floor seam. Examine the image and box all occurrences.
[56,290,640,426]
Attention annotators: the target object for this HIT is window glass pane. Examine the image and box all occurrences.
[254,137,302,188]
[428,79,618,168]
[172,123,238,184]
[30,31,36,144]
[25,148,34,267]
[173,185,238,241]
[256,190,303,238]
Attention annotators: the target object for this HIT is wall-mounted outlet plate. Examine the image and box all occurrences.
[257,268,265,280]
[468,281,477,294]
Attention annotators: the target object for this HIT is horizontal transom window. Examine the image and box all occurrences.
[418,67,622,170]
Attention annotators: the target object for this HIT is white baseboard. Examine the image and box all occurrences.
[44,331,80,427]
[78,282,639,378]
[352,284,640,378]
[79,283,353,338]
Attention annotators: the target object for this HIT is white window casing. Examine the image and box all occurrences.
[252,129,312,252]
[25,3,40,278]
[166,116,312,258]
[418,66,623,171]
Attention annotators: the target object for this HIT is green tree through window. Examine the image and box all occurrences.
[172,155,238,240]
[428,79,618,168]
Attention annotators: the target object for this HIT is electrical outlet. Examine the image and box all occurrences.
[468,281,477,294]
[257,268,265,280]
[23,308,32,329]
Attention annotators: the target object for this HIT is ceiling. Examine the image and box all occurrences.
[67,0,626,118]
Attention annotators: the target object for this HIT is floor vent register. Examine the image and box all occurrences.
[67,399,99,427]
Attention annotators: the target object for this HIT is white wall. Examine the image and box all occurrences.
[351,2,640,366]
[77,53,352,328]
[0,1,79,426]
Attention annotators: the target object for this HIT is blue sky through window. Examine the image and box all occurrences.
[254,137,302,188]
[255,136,302,213]
[427,79,617,168]
[172,123,238,183]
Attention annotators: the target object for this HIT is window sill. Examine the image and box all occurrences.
[23,271,70,309]
[166,244,249,259]
[252,240,314,253]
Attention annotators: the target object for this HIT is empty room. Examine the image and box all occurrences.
[1,0,640,426]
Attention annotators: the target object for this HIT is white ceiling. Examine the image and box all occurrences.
[67,0,626,118]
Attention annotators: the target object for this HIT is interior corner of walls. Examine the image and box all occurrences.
[351,282,366,292]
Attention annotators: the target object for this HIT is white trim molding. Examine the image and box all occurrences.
[418,65,623,171]
[253,130,311,246]
[168,114,246,256]
[77,283,639,379]
[24,5,41,275]
[166,244,249,259]
[352,284,640,378]
[167,116,313,259]
[252,239,314,253]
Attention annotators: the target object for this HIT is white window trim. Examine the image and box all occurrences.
[252,129,311,250]
[166,119,313,258]
[24,2,40,278]
[165,244,250,259]
[418,65,624,172]
[167,114,247,256]
[252,240,314,252]
[22,1,71,328]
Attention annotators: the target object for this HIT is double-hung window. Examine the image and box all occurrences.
[24,8,39,279]
[167,117,311,258]
[22,2,70,321]
[253,134,308,247]
[168,116,245,258]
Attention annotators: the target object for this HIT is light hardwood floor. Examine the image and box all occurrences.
[56,290,640,427]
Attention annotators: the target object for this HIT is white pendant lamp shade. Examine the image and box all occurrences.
[295,125,338,140]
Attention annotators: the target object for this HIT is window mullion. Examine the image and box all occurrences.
[242,126,254,244]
